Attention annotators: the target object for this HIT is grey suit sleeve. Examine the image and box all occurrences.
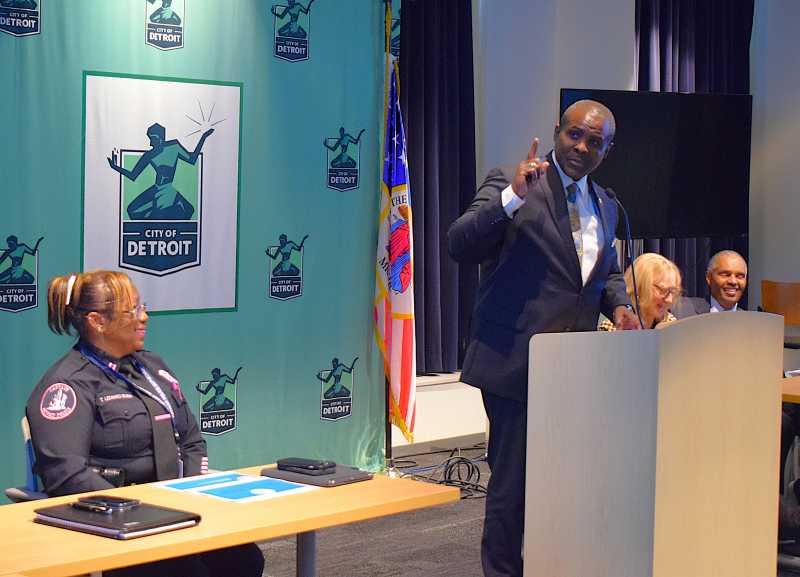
[447,165,515,265]
[600,257,631,319]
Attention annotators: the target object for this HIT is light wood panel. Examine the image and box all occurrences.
[0,466,459,577]
[784,377,800,404]
[524,312,784,577]
[762,280,800,325]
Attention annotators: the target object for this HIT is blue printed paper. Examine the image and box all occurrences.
[155,471,316,502]
[158,472,252,491]
[195,477,315,503]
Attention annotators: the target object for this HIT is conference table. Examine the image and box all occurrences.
[0,465,460,577]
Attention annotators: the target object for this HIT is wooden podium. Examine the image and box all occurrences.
[524,312,784,576]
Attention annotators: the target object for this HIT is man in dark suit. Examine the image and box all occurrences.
[672,250,747,318]
[448,100,639,577]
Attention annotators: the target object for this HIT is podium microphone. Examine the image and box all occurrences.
[606,188,643,330]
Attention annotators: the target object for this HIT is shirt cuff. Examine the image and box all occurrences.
[501,184,525,217]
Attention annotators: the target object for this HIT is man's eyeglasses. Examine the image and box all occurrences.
[653,285,679,299]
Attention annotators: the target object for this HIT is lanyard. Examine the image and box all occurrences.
[76,343,182,458]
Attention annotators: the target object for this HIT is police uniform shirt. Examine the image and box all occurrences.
[26,339,206,497]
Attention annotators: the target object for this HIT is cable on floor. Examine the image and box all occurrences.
[399,447,488,499]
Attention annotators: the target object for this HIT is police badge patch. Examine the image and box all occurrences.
[40,383,77,420]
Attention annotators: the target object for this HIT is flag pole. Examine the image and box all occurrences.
[382,0,398,479]
[385,376,399,477]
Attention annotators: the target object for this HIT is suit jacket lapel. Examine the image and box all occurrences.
[591,180,613,245]
[540,153,582,280]
[583,179,614,286]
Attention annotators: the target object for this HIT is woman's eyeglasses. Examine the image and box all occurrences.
[124,302,147,318]
[653,285,678,299]
[97,301,148,318]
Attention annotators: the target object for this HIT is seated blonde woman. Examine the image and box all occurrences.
[599,253,682,331]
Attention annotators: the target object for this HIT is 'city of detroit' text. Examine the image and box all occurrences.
[277,41,306,55]
[149,31,182,42]
[128,239,192,257]
[0,293,35,303]
[0,16,37,28]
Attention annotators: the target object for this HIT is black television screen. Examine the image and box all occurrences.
[560,89,752,239]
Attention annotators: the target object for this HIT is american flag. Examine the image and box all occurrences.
[375,49,416,443]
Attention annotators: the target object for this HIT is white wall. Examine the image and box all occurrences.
[397,0,636,455]
[470,0,794,315]
[472,0,636,180]
[749,0,800,308]
[391,377,487,456]
[416,0,800,454]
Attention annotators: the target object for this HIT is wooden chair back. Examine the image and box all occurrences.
[761,280,800,325]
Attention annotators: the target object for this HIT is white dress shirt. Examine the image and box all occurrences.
[501,152,603,285]
[709,295,738,312]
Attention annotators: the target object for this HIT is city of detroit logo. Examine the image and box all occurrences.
[272,0,313,62]
[196,366,239,435]
[0,233,42,313]
[108,122,213,276]
[389,4,400,59]
[146,0,184,50]
[324,127,363,191]
[265,233,307,300]
[317,357,357,421]
[0,0,40,37]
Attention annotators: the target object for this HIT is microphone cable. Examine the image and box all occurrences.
[607,189,643,329]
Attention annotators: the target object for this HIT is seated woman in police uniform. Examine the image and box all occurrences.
[26,270,263,577]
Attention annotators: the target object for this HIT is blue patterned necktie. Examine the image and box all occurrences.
[566,182,583,266]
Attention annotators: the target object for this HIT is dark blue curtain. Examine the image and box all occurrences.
[398,0,477,374]
[634,0,754,304]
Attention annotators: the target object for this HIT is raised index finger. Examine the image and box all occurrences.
[526,138,540,161]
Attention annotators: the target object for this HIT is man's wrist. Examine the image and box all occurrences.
[501,185,525,217]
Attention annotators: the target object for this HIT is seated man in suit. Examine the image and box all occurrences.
[676,250,798,533]
[672,250,747,318]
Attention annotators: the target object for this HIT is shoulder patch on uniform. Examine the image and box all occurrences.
[40,383,77,420]
[158,369,183,400]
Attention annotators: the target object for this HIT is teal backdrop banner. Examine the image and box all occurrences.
[0,1,385,501]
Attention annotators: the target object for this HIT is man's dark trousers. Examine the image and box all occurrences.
[482,390,528,577]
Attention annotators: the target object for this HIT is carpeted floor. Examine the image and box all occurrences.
[257,446,489,577]
[256,444,800,577]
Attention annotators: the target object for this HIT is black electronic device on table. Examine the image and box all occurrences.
[263,464,373,487]
[277,457,337,476]
[75,495,141,511]
[34,495,200,539]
